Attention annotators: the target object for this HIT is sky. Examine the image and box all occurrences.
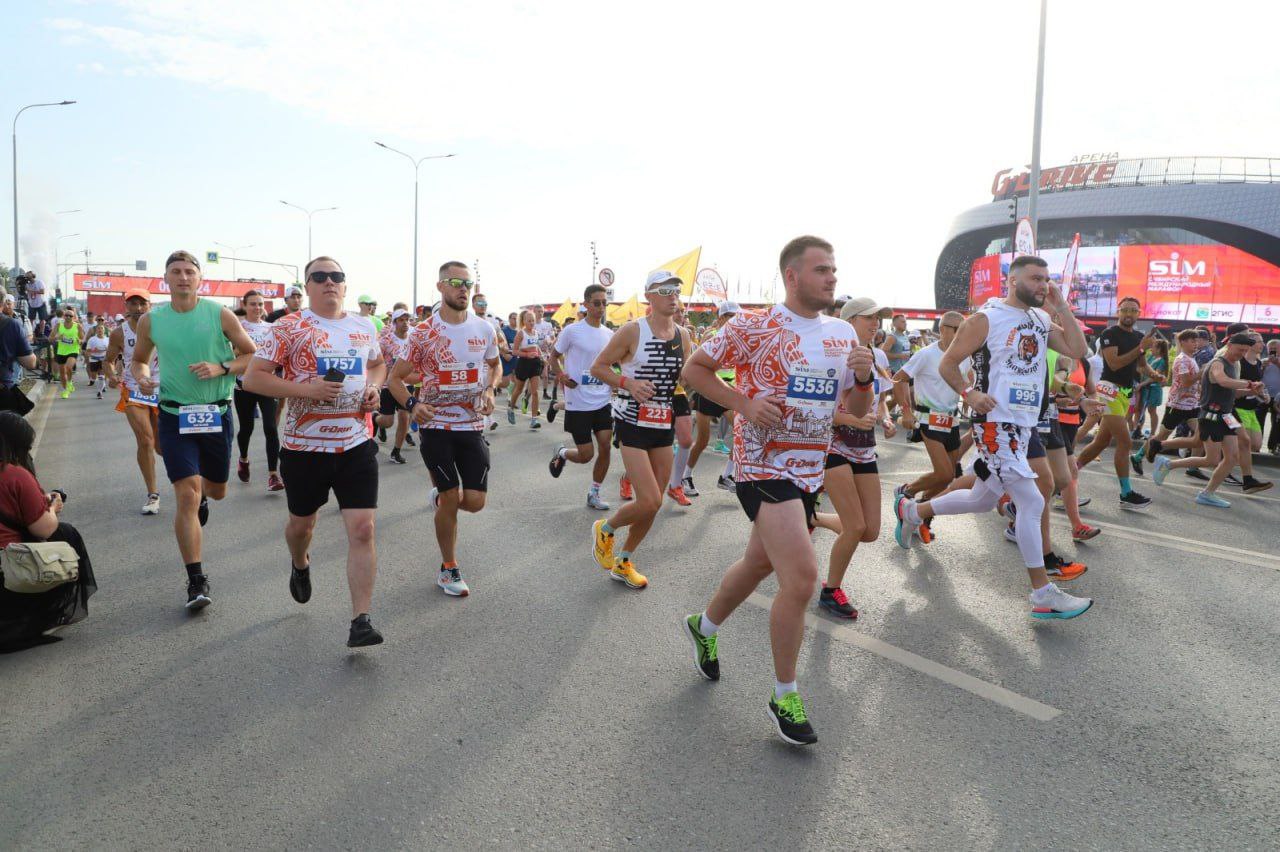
[3,0,1278,313]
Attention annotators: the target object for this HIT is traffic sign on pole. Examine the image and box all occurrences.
[206,251,219,265]
[598,268,614,287]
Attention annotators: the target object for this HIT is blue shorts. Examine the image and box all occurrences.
[157,406,234,484]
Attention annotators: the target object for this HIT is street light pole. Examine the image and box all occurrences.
[374,142,455,310]
[11,101,76,270]
[279,201,337,266]
[214,241,255,280]
[54,233,79,291]
[1027,0,1048,235]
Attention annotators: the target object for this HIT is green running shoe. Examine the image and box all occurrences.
[682,614,719,681]
[768,691,817,745]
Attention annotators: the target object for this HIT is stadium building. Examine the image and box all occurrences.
[935,156,1280,331]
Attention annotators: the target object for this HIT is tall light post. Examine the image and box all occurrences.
[1027,0,1048,234]
[279,201,336,264]
[374,142,455,310]
[54,233,79,291]
[214,241,255,280]
[12,100,76,269]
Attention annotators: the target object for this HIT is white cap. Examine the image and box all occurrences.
[2,294,13,304]
[115,313,124,321]
[646,270,681,290]
[391,308,410,320]
[717,301,741,316]
[286,285,304,297]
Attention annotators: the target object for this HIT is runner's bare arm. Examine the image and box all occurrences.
[589,321,638,391]
[130,314,157,393]
[891,369,916,429]
[104,327,124,386]
[939,313,986,396]
[684,347,783,428]
[386,358,436,423]
[1042,286,1088,359]
[844,345,876,418]
[190,307,258,379]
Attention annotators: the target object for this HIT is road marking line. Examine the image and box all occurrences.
[1048,515,1278,571]
[744,592,1063,722]
[28,383,56,461]
[1077,466,1280,504]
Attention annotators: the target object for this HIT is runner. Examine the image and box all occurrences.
[266,285,304,322]
[682,301,740,495]
[1046,352,1102,540]
[892,255,1094,621]
[880,312,911,418]
[375,309,415,464]
[666,302,695,506]
[1154,333,1268,504]
[105,289,162,514]
[52,306,84,399]
[680,235,874,746]
[1230,334,1273,493]
[547,284,613,510]
[893,311,969,511]
[588,271,692,590]
[1143,330,1206,465]
[233,290,283,491]
[357,294,383,333]
[131,251,257,610]
[84,324,109,398]
[1073,298,1155,508]
[814,296,890,619]
[389,262,499,596]
[243,256,387,646]
[507,309,544,428]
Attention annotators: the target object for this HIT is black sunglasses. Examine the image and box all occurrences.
[308,271,346,284]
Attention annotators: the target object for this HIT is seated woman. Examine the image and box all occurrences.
[0,411,96,652]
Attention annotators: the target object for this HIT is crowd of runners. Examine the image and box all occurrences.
[35,237,1278,746]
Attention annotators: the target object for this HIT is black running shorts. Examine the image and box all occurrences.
[612,417,674,450]
[514,357,543,382]
[419,429,490,492]
[564,404,612,446]
[1162,406,1199,431]
[735,479,818,529]
[279,438,379,517]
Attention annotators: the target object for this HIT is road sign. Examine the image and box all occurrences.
[598,268,614,287]
[135,260,147,271]
[206,251,219,265]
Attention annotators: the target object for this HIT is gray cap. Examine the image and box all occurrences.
[839,297,893,321]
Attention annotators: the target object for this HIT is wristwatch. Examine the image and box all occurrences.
[220,360,234,375]
[405,396,419,411]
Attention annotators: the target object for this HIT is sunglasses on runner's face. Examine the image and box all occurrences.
[308,271,346,284]
[586,299,608,307]
[647,286,680,297]
[443,278,474,290]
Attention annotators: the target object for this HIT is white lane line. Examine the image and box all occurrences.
[28,383,56,461]
[744,592,1063,722]
[1048,515,1279,572]
[1077,466,1280,504]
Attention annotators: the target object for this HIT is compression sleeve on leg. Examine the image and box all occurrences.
[1006,476,1046,568]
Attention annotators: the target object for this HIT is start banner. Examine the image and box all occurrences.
[74,273,284,299]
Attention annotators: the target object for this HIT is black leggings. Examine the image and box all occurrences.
[234,386,280,470]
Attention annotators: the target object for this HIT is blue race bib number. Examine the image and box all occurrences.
[785,365,839,412]
[178,404,222,434]
[579,372,602,386]
[317,355,363,375]
[128,388,159,408]
[1007,384,1042,412]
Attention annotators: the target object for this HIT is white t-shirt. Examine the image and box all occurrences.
[902,342,970,413]
[27,279,46,308]
[241,319,273,349]
[554,320,614,411]
[872,347,891,399]
[404,312,500,431]
[701,304,857,492]
[84,336,109,361]
[254,310,380,453]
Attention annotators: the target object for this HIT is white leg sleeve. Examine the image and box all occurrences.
[1005,476,1045,568]
[927,478,1002,517]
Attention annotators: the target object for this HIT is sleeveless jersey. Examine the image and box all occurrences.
[121,319,160,393]
[612,318,683,427]
[969,298,1051,428]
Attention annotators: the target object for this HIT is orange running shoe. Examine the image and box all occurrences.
[666,485,691,506]
[917,518,934,544]
[619,476,633,501]
[1072,523,1101,542]
[1046,556,1087,581]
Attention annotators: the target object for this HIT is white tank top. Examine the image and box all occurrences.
[970,299,1050,428]
[611,318,683,426]
[121,319,160,393]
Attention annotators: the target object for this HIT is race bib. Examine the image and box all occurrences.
[785,365,839,413]
[1036,418,1052,435]
[437,361,480,392]
[178,403,222,434]
[315,348,364,377]
[926,411,954,431]
[1007,382,1042,413]
[1223,413,1241,430]
[636,403,672,429]
[579,372,602,386]
[128,388,159,407]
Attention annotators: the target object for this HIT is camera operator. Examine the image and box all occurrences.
[0,411,97,651]
[19,272,49,325]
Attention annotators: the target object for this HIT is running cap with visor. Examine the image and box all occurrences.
[124,287,151,303]
[839,297,893,321]
[718,301,741,317]
[357,294,377,305]
[645,270,682,290]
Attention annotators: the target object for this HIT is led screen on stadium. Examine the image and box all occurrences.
[968,244,1280,324]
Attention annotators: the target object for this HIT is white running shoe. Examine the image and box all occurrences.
[586,491,611,511]
[427,486,439,511]
[438,566,470,596]
[141,493,160,515]
[1030,584,1093,620]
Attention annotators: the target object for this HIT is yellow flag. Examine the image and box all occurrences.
[653,247,702,298]
[607,293,643,324]
[550,299,575,324]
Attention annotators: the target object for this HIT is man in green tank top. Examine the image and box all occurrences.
[53,305,85,398]
[131,250,258,612]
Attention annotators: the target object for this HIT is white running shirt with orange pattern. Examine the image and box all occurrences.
[404,312,500,431]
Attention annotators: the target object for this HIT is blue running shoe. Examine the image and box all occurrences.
[1152,456,1171,486]
[1195,490,1230,508]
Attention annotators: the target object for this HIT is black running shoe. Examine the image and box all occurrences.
[1185,468,1210,482]
[681,614,719,681]
[717,475,737,493]
[377,426,387,442]
[404,433,415,447]
[1145,438,1163,463]
[1243,476,1274,494]
[768,692,817,746]
[549,446,566,478]
[389,448,407,465]
[198,497,209,527]
[547,404,558,423]
[1130,455,1145,477]
[818,587,858,619]
[1223,473,1243,487]
[186,574,212,610]
[290,564,311,604]
[1119,490,1152,511]
[347,613,384,647]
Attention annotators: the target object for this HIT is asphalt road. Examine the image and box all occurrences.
[3,385,1278,849]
